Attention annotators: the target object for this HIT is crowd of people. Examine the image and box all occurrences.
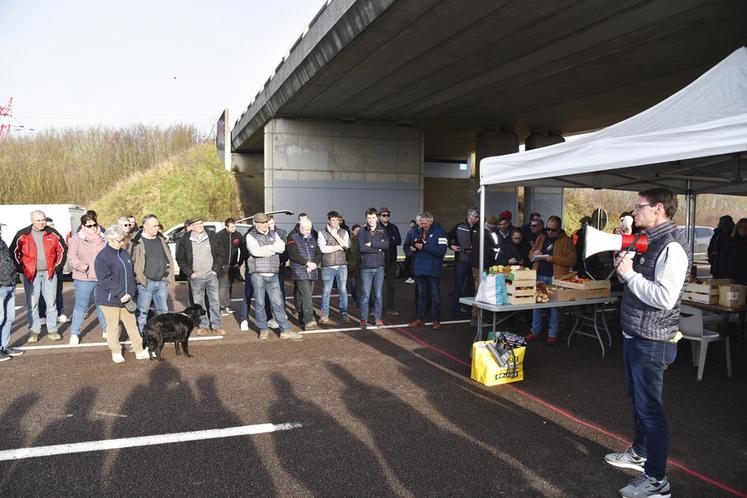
[1,202,743,362]
[706,215,747,283]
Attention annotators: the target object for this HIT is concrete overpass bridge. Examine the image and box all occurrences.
[229,0,747,230]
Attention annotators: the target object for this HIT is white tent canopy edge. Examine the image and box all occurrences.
[476,46,747,276]
[479,47,747,196]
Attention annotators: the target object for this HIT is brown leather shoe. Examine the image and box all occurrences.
[195,328,211,336]
[211,328,226,336]
[409,319,424,327]
[432,321,441,330]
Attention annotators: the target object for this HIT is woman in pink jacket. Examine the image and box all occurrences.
[67,213,107,345]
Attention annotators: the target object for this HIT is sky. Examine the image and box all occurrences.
[0,0,328,136]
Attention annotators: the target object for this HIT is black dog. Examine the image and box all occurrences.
[141,304,205,361]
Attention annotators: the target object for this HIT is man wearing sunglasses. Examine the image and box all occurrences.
[524,215,576,346]
[379,207,401,316]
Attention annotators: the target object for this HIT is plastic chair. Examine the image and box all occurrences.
[679,304,732,381]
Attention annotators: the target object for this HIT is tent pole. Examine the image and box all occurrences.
[685,180,696,257]
[479,185,485,277]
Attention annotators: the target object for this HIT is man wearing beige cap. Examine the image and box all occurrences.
[245,212,298,340]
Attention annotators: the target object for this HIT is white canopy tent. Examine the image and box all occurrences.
[477,46,747,271]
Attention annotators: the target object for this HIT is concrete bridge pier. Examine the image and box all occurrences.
[261,118,423,232]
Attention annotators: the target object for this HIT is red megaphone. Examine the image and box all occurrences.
[584,225,648,259]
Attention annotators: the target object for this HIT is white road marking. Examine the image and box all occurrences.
[18,336,224,351]
[231,293,346,302]
[0,422,303,461]
[300,319,470,335]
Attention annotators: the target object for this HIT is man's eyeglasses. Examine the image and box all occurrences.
[546,227,559,233]
[634,203,651,210]
[530,224,540,227]
[84,223,98,228]
[380,213,390,217]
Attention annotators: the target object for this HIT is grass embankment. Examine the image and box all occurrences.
[0,125,199,205]
[564,189,747,232]
[90,143,243,230]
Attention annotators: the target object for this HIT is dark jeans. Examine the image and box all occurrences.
[294,279,315,326]
[383,261,397,311]
[416,276,441,321]
[623,335,677,480]
[218,266,241,308]
[240,272,254,322]
[451,260,474,315]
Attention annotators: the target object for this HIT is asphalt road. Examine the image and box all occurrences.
[1,275,745,497]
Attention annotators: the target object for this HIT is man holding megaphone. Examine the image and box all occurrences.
[603,188,691,498]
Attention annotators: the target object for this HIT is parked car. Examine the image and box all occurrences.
[678,225,713,261]
[163,222,252,277]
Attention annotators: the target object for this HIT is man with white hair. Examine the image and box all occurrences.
[175,218,226,336]
[10,210,67,343]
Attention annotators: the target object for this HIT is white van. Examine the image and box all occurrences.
[0,204,87,274]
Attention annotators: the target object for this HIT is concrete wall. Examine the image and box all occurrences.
[523,132,565,224]
[264,118,423,233]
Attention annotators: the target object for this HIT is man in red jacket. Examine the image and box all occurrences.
[10,210,67,343]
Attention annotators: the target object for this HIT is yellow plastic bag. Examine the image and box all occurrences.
[471,342,525,386]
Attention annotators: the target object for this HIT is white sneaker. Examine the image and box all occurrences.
[240,320,249,331]
[405,278,415,284]
[69,335,80,346]
[112,353,125,363]
[102,331,107,338]
[58,314,70,323]
[135,350,150,360]
[267,319,279,329]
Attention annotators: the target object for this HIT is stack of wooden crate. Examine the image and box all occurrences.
[506,268,537,305]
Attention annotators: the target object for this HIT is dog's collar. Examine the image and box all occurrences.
[177,312,191,318]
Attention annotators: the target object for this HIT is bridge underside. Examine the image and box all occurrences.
[233,0,747,159]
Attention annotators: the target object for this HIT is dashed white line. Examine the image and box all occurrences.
[0,422,303,461]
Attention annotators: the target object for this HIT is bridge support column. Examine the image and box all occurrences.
[523,132,565,224]
[475,128,519,219]
[263,118,423,231]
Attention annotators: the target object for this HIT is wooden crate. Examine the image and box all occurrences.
[553,277,611,291]
[686,278,730,294]
[585,287,612,299]
[507,268,536,281]
[683,291,719,304]
[507,279,536,305]
[548,286,585,302]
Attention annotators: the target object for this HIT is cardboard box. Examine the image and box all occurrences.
[718,284,746,309]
